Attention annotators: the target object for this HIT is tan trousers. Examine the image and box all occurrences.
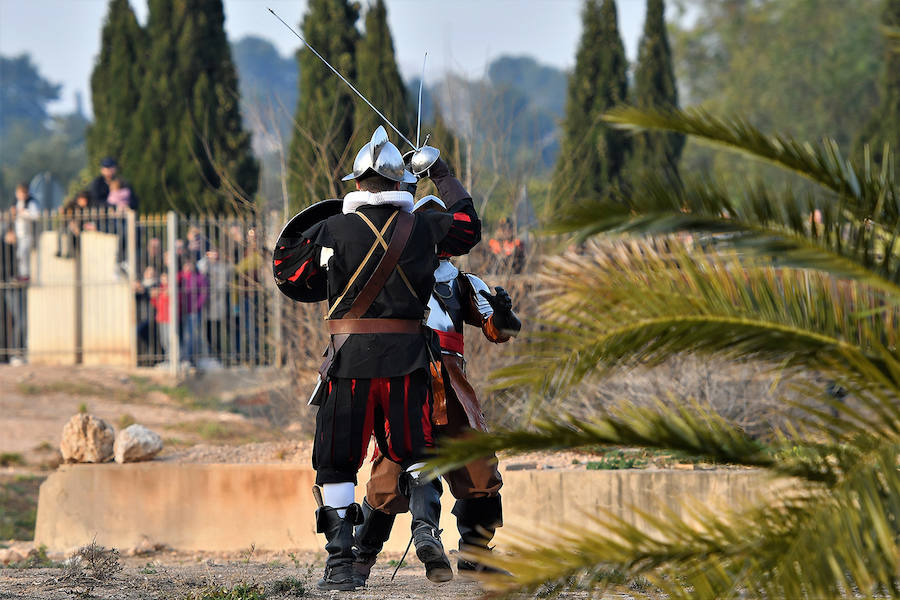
[365,382,502,514]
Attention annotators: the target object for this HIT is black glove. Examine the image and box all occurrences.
[479,286,521,334]
[426,157,450,180]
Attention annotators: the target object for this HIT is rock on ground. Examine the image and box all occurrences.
[60,414,115,463]
[114,425,163,463]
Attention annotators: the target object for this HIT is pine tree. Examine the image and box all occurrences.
[552,0,629,205]
[287,0,359,210]
[855,0,900,173]
[355,0,413,146]
[127,0,258,213]
[630,0,683,186]
[87,0,146,176]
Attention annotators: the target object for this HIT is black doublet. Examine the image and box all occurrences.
[273,192,479,378]
[304,205,450,378]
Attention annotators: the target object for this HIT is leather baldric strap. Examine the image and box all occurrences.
[317,210,417,381]
[327,318,423,335]
[343,210,415,319]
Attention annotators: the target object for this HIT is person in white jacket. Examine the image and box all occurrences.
[12,182,39,279]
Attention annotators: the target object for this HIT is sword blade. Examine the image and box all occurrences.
[268,7,416,150]
[416,53,427,149]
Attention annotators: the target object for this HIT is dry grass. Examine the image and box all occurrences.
[0,475,44,540]
[60,541,122,596]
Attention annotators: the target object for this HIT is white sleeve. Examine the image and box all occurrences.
[319,247,333,269]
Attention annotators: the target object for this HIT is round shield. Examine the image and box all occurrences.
[274,199,343,302]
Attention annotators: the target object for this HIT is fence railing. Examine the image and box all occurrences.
[0,207,282,372]
[0,206,536,372]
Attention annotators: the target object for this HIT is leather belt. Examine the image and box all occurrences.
[327,318,423,335]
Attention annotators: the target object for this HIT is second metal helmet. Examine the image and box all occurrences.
[341,126,417,184]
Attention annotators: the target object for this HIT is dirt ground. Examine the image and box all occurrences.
[0,548,641,599]
[0,364,654,599]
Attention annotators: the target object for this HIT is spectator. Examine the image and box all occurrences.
[177,260,208,366]
[228,224,243,264]
[56,199,80,259]
[88,157,139,211]
[1,226,18,363]
[75,190,91,210]
[134,265,159,364]
[186,226,205,263]
[143,236,163,273]
[1,227,26,364]
[88,157,117,207]
[106,177,134,212]
[12,182,40,279]
[234,227,263,362]
[74,190,97,233]
[104,177,134,266]
[174,238,186,264]
[150,270,171,365]
[487,217,525,274]
[198,246,233,364]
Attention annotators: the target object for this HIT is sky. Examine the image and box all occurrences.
[0,0,650,117]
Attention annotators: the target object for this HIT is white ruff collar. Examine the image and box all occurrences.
[434,260,458,283]
[342,190,414,214]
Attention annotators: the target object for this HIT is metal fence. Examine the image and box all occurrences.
[0,207,281,372]
[0,204,537,373]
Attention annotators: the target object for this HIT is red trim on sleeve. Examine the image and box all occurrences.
[287,260,311,282]
[452,212,472,222]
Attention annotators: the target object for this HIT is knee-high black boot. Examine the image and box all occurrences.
[453,495,504,573]
[316,503,363,591]
[403,475,453,583]
[353,499,396,585]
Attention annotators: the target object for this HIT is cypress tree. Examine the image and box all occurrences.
[355,0,413,145]
[287,0,359,210]
[855,0,900,173]
[87,0,145,176]
[128,0,258,213]
[630,0,683,186]
[553,0,629,204]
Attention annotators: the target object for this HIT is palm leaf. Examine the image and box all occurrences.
[550,177,900,297]
[445,422,900,599]
[603,106,897,217]
[475,459,900,599]
[493,239,900,393]
[428,402,834,484]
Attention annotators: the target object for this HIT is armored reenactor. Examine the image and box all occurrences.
[352,195,521,587]
[273,127,480,591]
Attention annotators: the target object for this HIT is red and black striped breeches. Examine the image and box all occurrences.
[312,369,434,485]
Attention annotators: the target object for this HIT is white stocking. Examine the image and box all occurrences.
[321,482,355,518]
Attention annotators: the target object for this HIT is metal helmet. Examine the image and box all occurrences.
[412,194,447,213]
[341,126,416,184]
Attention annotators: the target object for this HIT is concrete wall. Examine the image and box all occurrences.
[28,233,77,365]
[35,463,774,554]
[79,231,133,366]
[26,230,133,366]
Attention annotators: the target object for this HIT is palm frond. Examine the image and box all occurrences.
[464,445,900,599]
[603,106,897,216]
[494,239,900,393]
[550,177,900,298]
[427,402,833,484]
